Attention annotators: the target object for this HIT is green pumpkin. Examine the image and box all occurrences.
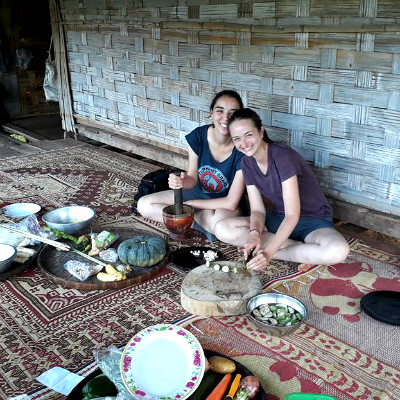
[82,374,117,400]
[117,235,166,267]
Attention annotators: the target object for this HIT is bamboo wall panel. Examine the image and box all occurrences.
[60,0,400,217]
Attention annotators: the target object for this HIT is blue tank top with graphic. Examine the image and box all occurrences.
[185,124,243,198]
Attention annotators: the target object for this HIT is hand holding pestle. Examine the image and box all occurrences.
[173,171,183,215]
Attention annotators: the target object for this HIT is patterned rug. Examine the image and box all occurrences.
[181,243,400,400]
[28,239,400,400]
[0,144,398,400]
[0,144,297,399]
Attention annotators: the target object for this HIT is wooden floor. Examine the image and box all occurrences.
[1,115,399,255]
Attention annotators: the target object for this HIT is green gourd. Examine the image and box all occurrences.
[82,374,117,399]
[188,373,219,400]
[117,235,166,267]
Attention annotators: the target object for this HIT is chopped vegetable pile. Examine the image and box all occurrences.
[43,226,90,252]
[252,302,303,327]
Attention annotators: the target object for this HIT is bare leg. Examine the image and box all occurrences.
[138,192,242,235]
[137,190,175,223]
[195,208,242,234]
[274,228,350,265]
[215,218,350,266]
[214,216,251,246]
[214,216,298,248]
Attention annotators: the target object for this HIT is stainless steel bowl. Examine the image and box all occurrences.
[247,293,307,337]
[0,243,17,273]
[42,206,95,234]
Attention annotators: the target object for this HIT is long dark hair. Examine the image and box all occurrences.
[210,90,244,111]
[228,108,273,143]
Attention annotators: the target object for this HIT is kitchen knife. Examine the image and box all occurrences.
[246,248,255,263]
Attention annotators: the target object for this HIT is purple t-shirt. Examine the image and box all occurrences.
[242,142,333,218]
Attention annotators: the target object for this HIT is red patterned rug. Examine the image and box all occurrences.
[0,144,398,400]
[181,243,400,400]
[0,144,297,398]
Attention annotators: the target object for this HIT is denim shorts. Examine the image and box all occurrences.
[266,213,334,242]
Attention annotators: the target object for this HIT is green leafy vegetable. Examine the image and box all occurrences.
[43,227,90,252]
[82,373,117,399]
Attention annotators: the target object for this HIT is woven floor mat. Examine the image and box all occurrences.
[1,144,398,400]
[0,144,296,398]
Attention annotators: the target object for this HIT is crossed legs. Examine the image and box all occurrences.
[214,216,350,267]
[137,191,241,235]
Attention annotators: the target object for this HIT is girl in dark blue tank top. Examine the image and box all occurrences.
[137,90,247,242]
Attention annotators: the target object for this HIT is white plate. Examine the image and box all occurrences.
[2,203,41,218]
[120,324,205,399]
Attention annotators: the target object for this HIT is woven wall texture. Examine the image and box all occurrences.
[60,0,400,216]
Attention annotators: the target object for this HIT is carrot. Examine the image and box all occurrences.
[206,373,233,400]
[225,373,242,399]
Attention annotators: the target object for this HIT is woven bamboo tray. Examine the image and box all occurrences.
[37,227,168,290]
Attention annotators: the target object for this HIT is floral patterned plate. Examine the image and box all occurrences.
[120,324,205,399]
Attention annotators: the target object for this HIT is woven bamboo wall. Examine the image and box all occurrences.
[60,0,400,218]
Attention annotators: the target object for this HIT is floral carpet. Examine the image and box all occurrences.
[0,144,398,400]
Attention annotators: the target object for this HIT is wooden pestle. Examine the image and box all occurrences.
[173,171,183,215]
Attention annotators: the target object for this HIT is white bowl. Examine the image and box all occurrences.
[0,243,17,273]
[2,203,41,219]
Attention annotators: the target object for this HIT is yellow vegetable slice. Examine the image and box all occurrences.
[105,264,122,276]
[97,272,121,282]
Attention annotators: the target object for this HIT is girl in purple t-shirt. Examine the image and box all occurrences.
[215,108,350,270]
[137,90,246,241]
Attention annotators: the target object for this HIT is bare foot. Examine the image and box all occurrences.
[298,263,313,272]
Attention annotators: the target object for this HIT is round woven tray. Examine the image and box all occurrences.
[37,227,169,290]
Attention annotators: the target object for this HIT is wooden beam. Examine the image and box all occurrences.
[2,122,45,142]
[330,197,400,239]
[76,124,188,171]
[74,116,187,156]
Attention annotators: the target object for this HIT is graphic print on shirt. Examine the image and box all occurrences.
[198,165,229,193]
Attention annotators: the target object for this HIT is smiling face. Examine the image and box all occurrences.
[229,118,266,157]
[210,96,242,136]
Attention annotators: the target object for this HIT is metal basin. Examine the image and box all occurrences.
[42,206,95,234]
[247,292,307,337]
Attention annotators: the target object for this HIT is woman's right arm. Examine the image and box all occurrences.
[168,146,198,189]
[185,169,245,211]
[243,184,266,258]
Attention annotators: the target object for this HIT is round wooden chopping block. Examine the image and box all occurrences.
[181,262,262,317]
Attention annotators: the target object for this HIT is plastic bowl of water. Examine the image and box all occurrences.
[0,243,17,273]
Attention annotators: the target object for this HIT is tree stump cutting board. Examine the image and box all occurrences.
[181,262,262,317]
